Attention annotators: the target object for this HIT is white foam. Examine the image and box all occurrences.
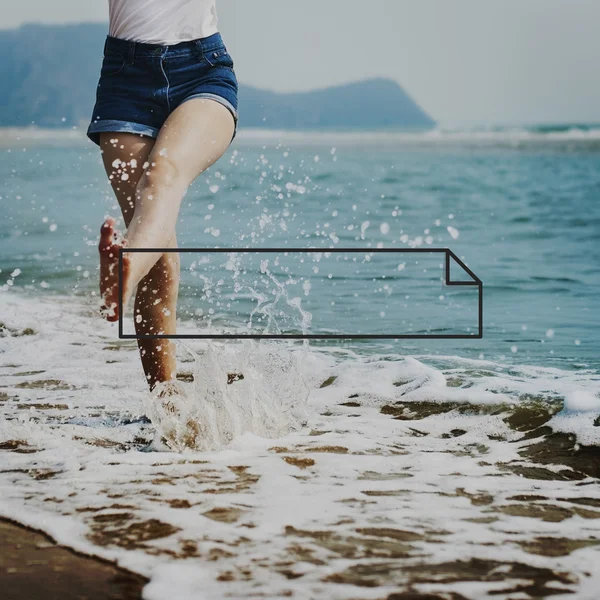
[548,411,600,446]
[563,389,600,412]
[1,289,600,599]
[144,564,214,600]
[546,390,600,446]
[145,340,310,452]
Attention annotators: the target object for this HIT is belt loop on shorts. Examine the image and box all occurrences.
[193,38,204,61]
[127,42,136,65]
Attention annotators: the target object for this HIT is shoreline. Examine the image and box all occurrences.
[1,517,147,600]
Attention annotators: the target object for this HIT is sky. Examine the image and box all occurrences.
[2,0,598,126]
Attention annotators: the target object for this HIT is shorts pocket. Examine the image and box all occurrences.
[101,52,127,77]
[204,47,235,71]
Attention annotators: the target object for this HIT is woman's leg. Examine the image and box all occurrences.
[133,234,180,389]
[99,98,235,320]
[99,133,180,390]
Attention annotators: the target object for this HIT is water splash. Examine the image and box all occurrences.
[145,340,310,452]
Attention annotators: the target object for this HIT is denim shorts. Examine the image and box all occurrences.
[86,32,238,147]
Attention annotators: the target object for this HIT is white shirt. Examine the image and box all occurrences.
[108,0,218,45]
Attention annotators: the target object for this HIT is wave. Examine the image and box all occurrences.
[3,123,600,148]
[235,124,600,146]
[426,123,600,142]
[1,289,599,448]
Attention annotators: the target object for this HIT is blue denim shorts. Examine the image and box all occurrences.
[86,32,238,147]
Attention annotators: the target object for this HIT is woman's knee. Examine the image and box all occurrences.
[137,155,183,195]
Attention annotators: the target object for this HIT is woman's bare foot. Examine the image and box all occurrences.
[149,380,200,451]
[99,217,130,322]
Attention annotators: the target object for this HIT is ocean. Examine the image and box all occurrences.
[1,125,600,599]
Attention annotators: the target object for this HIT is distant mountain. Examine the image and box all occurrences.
[239,79,435,129]
[0,23,435,131]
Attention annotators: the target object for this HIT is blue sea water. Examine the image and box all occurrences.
[1,127,599,373]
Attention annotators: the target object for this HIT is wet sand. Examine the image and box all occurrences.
[0,518,147,600]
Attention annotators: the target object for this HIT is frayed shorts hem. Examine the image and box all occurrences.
[86,95,238,147]
[178,93,238,143]
[86,120,160,147]
[181,92,238,120]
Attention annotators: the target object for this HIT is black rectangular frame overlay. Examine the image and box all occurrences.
[118,248,483,340]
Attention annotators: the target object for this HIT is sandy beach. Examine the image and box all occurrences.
[1,291,600,599]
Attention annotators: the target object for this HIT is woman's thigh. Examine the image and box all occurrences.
[144,97,235,190]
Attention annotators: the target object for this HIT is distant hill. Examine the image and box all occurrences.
[0,23,435,131]
[240,79,435,130]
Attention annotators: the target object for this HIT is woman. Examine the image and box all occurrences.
[87,0,238,392]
